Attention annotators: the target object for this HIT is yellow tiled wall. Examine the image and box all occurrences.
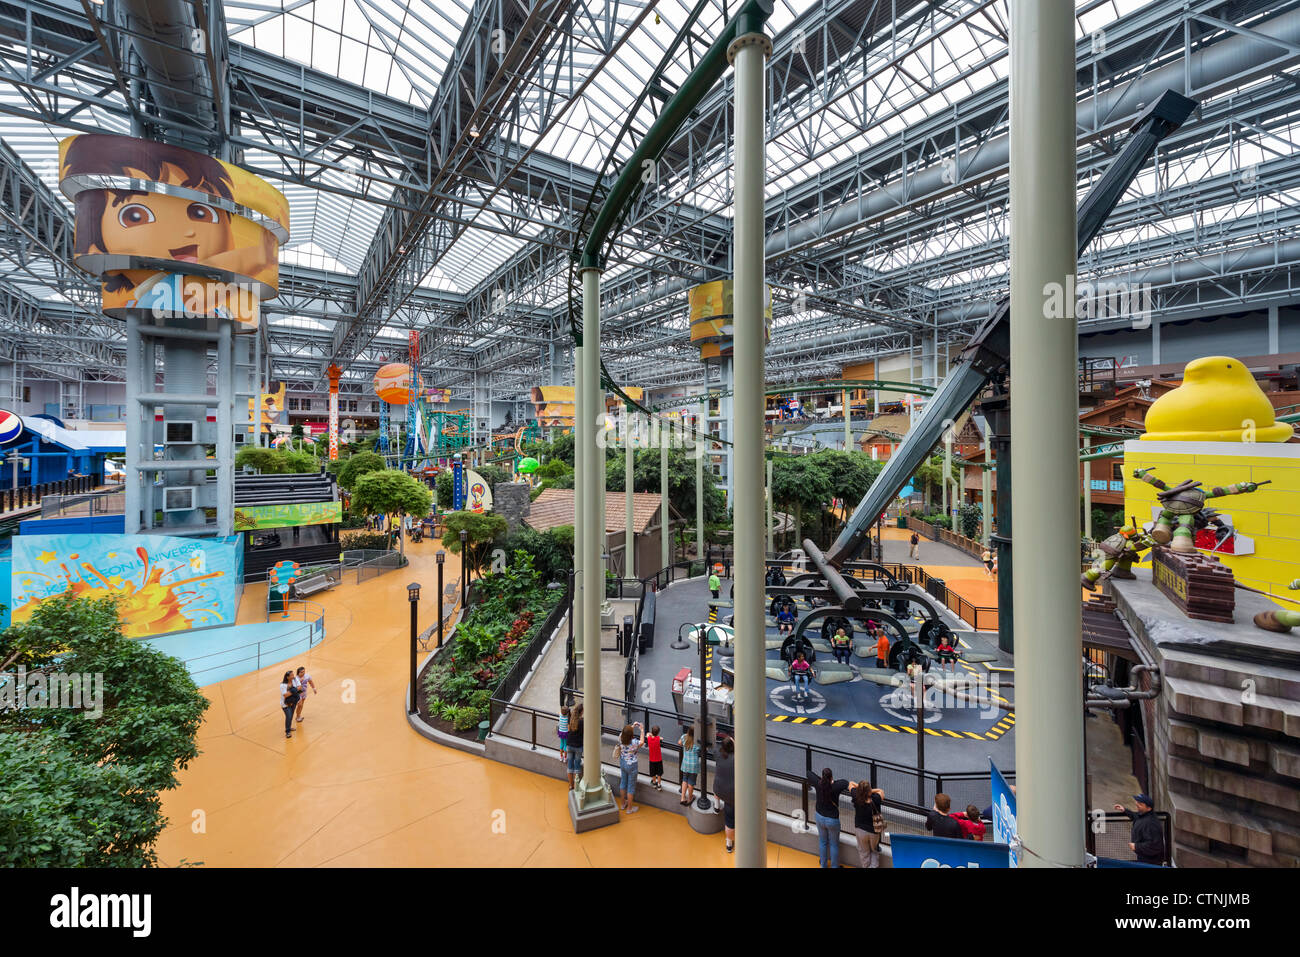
[1123,441,1300,603]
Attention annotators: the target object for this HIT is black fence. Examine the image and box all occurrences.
[2,475,94,515]
[492,584,572,707]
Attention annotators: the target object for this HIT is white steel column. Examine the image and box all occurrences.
[696,400,705,569]
[1010,0,1085,868]
[625,410,635,579]
[660,433,669,571]
[729,26,771,868]
[578,268,612,811]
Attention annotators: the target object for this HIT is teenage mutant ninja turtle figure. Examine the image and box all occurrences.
[1082,524,1156,591]
[1132,467,1270,553]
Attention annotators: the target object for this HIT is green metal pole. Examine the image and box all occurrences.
[943,432,952,520]
[730,26,772,869]
[982,465,992,546]
[1010,0,1084,868]
[626,410,636,579]
[766,455,774,554]
[843,388,851,451]
[1082,434,1092,542]
[573,344,584,664]
[578,267,613,811]
[696,400,706,572]
[660,429,670,572]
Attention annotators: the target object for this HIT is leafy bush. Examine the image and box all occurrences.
[340,530,393,551]
[957,503,983,539]
[422,552,562,729]
[441,511,508,573]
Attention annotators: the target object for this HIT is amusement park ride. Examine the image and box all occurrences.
[783,90,1198,659]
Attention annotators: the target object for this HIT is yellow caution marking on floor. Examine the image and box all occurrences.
[878,724,899,733]
[901,725,917,734]
[942,729,964,738]
[963,731,985,740]
[771,715,788,722]
[832,720,847,727]
[811,719,827,726]
[924,728,941,736]
[792,716,807,724]
[984,732,999,740]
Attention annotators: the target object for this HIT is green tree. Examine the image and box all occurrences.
[0,595,208,866]
[605,447,726,528]
[337,450,386,491]
[475,464,509,490]
[441,510,509,574]
[771,454,832,546]
[280,448,318,473]
[350,469,433,557]
[291,423,305,440]
[235,445,285,474]
[435,470,453,509]
[915,453,960,510]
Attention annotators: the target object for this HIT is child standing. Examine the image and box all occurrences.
[952,805,987,840]
[678,726,700,805]
[557,705,570,762]
[646,725,664,791]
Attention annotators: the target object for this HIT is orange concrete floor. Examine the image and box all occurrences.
[156,537,816,868]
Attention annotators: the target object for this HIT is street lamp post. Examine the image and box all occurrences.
[436,550,446,648]
[460,528,469,610]
[407,582,421,714]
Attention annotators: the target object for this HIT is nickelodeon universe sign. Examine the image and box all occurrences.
[57,133,289,326]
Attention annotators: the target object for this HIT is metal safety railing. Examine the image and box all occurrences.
[2,474,95,515]
[179,600,327,684]
[40,484,125,519]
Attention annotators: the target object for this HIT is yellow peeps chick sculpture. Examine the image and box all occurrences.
[1141,356,1293,443]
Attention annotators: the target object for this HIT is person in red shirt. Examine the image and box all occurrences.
[951,804,986,840]
[646,725,664,792]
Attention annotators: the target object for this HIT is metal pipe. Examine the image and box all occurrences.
[1010,0,1085,869]
[801,538,862,612]
[574,344,585,663]
[730,26,771,869]
[765,7,1300,260]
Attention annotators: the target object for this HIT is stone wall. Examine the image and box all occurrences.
[1110,568,1300,866]
[494,482,531,536]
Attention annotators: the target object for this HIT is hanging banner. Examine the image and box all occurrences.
[452,456,465,510]
[464,469,493,513]
[991,759,1019,866]
[234,501,342,531]
[11,534,240,638]
[327,363,341,461]
[890,833,1012,869]
[58,134,289,326]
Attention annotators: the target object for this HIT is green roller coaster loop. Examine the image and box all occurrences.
[565,0,774,429]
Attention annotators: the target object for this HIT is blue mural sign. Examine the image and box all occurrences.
[11,533,240,638]
[890,833,1012,868]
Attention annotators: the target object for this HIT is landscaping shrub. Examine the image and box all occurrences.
[422,552,562,732]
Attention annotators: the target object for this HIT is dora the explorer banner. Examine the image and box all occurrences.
[58,134,289,327]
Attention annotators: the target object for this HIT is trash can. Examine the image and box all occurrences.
[897,516,908,528]
[477,720,490,742]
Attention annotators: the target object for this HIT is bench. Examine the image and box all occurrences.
[293,573,336,598]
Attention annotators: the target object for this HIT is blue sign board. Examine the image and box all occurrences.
[991,758,1018,866]
[891,833,1011,868]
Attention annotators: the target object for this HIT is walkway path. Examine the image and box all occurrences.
[156,537,814,867]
